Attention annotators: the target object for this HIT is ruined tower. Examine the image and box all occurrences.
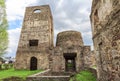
[90,0,120,81]
[15,5,95,73]
[15,5,53,70]
[51,31,93,72]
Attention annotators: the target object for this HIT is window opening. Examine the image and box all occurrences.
[34,9,41,13]
[29,40,38,46]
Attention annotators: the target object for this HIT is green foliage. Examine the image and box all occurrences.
[67,63,73,67]
[0,0,5,7]
[1,64,13,70]
[0,68,42,80]
[2,64,11,70]
[0,0,8,56]
[70,70,97,81]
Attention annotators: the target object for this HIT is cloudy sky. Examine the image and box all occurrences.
[5,0,93,57]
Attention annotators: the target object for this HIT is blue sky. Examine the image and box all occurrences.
[5,0,93,57]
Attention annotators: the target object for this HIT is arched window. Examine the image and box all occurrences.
[34,9,41,13]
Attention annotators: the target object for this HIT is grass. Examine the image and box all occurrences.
[0,64,96,81]
[0,68,42,80]
[70,70,96,81]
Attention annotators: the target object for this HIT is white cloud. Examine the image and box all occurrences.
[5,0,38,21]
[57,0,64,9]
[5,28,21,57]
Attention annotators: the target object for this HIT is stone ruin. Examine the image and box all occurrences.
[15,5,54,70]
[14,0,120,80]
[15,5,95,73]
[90,0,120,81]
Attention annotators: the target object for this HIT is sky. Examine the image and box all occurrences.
[5,0,93,57]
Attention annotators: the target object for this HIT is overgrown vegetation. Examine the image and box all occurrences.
[70,70,96,81]
[0,63,13,70]
[0,0,8,56]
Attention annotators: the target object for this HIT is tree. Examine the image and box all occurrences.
[0,0,8,56]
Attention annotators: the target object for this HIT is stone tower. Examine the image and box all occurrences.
[90,0,120,81]
[51,31,93,72]
[15,5,53,70]
[15,5,95,72]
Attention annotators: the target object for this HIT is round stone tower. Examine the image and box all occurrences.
[56,30,84,47]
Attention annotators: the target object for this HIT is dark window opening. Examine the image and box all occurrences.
[98,42,104,70]
[29,40,38,46]
[99,42,102,46]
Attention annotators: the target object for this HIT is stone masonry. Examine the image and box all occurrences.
[15,5,54,70]
[15,5,95,73]
[51,31,93,72]
[90,0,120,81]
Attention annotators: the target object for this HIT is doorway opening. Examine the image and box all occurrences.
[30,57,37,70]
[64,53,76,72]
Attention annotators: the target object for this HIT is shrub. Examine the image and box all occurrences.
[70,70,97,81]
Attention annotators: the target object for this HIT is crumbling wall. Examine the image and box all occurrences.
[83,46,96,68]
[90,0,120,81]
[51,31,95,72]
[56,31,84,47]
[15,5,53,70]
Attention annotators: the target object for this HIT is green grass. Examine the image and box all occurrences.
[0,68,42,80]
[70,70,96,81]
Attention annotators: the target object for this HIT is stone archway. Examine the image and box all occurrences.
[30,57,37,70]
[64,53,76,72]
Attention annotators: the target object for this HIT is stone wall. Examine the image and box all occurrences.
[56,31,84,47]
[83,46,96,68]
[15,5,96,73]
[15,5,53,70]
[50,31,94,72]
[90,0,120,81]
[52,46,84,72]
[15,51,50,70]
